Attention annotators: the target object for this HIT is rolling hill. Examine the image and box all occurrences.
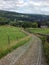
[0,10,49,22]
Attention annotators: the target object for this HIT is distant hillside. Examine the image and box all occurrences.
[0,10,49,22]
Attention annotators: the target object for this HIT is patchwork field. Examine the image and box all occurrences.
[26,28,49,34]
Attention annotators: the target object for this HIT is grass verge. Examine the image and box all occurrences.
[35,35,49,65]
[40,36,49,65]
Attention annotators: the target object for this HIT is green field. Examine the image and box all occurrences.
[0,26,27,49]
[0,26,30,58]
[26,28,49,34]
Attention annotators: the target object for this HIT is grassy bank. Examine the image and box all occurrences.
[0,26,28,58]
[0,34,31,59]
[41,36,49,65]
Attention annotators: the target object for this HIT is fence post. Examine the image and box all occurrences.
[8,35,10,48]
[47,35,49,43]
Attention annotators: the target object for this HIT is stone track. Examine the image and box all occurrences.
[14,35,42,65]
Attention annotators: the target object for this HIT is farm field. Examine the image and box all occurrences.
[0,26,27,48]
[26,28,49,34]
[0,26,30,58]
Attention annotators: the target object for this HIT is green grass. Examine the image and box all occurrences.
[38,36,49,65]
[40,36,49,65]
[0,36,31,59]
[26,28,49,34]
[43,42,49,65]
[0,26,28,58]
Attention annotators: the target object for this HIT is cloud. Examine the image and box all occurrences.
[0,0,49,15]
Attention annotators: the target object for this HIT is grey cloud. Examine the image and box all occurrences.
[0,0,49,15]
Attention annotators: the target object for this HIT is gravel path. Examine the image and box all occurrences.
[14,35,42,65]
[0,32,47,65]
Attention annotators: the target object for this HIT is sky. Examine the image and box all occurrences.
[0,0,49,15]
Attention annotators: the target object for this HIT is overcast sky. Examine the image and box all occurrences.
[0,0,49,15]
